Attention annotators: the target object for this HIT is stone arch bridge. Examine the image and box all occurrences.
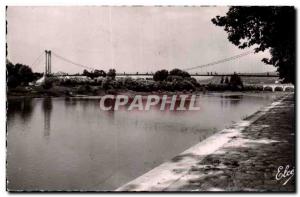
[262,84,294,92]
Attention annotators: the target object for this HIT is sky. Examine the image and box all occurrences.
[6,6,276,74]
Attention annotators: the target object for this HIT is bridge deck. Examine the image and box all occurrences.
[115,74,279,77]
[50,73,279,78]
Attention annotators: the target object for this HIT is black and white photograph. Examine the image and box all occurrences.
[4,1,296,193]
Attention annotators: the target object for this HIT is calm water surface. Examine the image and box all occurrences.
[7,93,280,191]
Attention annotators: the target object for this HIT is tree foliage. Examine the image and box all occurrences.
[153,69,169,81]
[94,69,106,78]
[7,61,40,88]
[153,68,192,82]
[229,73,244,90]
[212,6,295,83]
[107,69,116,79]
[169,68,191,78]
[224,77,229,84]
[220,76,224,84]
[82,69,106,79]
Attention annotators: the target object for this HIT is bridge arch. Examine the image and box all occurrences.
[284,86,294,92]
[263,84,294,92]
[263,86,274,92]
[274,87,283,91]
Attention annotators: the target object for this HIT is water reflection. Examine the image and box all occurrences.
[7,98,34,122]
[220,95,242,108]
[7,93,280,191]
[42,98,52,138]
[64,97,79,107]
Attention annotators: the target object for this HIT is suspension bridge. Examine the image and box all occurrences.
[31,49,279,78]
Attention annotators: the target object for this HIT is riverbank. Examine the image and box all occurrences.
[7,84,291,100]
[7,74,294,99]
[116,93,295,192]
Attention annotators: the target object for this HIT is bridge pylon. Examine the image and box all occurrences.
[45,50,51,76]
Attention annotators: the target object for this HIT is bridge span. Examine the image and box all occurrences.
[262,84,294,92]
[115,73,279,77]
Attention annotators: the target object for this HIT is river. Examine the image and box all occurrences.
[7,92,283,191]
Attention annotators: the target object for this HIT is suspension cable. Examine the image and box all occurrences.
[30,52,44,68]
[184,51,253,71]
[51,52,95,70]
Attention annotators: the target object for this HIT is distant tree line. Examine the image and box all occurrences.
[82,69,116,79]
[7,59,249,94]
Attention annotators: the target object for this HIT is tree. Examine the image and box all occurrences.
[212,6,295,84]
[6,60,15,76]
[6,61,35,87]
[83,69,106,79]
[99,70,106,77]
[18,65,34,84]
[220,76,224,84]
[153,69,169,81]
[229,72,243,90]
[224,77,229,84]
[107,69,116,79]
[93,69,106,78]
[7,75,19,88]
[169,68,190,78]
[83,69,89,76]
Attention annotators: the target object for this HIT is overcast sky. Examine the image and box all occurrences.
[7,6,276,74]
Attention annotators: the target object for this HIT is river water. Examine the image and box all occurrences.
[7,92,281,191]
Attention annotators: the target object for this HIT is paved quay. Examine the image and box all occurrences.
[117,93,295,192]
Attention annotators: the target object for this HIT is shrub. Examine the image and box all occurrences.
[77,85,91,94]
[167,75,184,82]
[106,89,117,94]
[42,79,53,89]
[102,78,114,90]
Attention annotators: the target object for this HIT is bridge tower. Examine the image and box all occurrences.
[45,50,51,76]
